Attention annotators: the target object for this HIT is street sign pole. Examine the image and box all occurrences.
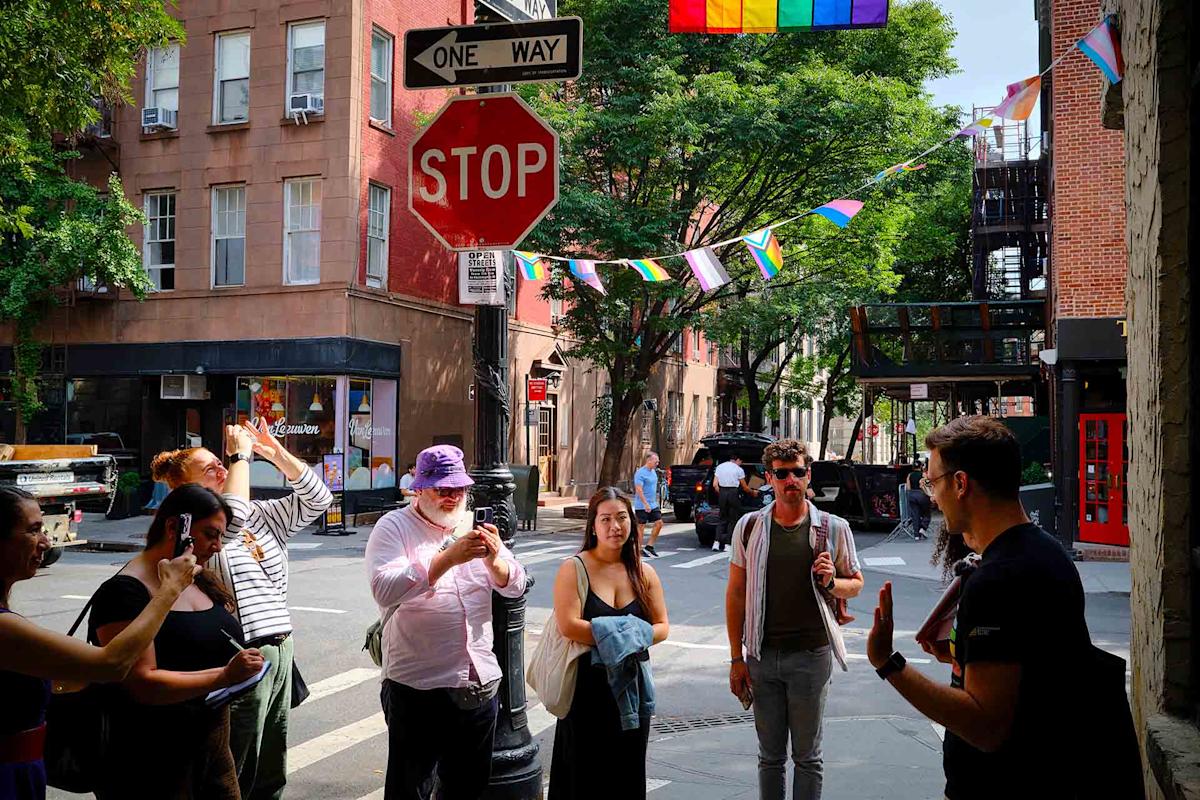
[468,13,540,788]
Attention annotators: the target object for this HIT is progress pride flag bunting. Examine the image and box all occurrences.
[670,0,889,34]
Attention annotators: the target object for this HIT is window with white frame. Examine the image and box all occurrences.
[366,184,390,288]
[212,185,246,287]
[214,31,250,124]
[145,44,180,113]
[691,395,700,441]
[370,29,393,125]
[288,21,325,110]
[143,192,176,291]
[284,178,321,285]
[550,296,563,324]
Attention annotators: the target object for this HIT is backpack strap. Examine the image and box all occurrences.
[67,561,131,639]
[741,510,763,551]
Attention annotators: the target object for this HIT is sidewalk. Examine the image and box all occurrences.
[855,520,1131,595]
[74,506,588,552]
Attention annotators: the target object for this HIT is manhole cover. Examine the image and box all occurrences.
[651,711,754,734]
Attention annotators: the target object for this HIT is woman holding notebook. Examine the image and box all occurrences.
[90,485,264,799]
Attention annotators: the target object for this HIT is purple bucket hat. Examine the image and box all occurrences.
[410,445,475,490]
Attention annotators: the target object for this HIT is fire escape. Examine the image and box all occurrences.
[968,108,1050,300]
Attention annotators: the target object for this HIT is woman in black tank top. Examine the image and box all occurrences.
[548,487,670,799]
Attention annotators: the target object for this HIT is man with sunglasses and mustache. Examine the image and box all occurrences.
[726,439,863,800]
[366,444,527,799]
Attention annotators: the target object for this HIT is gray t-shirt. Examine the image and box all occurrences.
[762,516,829,651]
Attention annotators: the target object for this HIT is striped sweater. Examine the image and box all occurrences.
[214,467,334,642]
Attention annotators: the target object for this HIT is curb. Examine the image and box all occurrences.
[1072,544,1130,562]
[76,541,144,554]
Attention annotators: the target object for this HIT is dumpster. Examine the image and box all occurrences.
[509,464,539,531]
[1019,482,1056,538]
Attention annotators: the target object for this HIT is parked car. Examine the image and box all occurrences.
[0,444,117,567]
[666,432,774,523]
[66,432,138,471]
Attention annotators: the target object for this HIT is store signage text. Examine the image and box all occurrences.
[350,418,393,439]
[252,417,321,437]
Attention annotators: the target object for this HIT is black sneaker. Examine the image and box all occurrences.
[641,547,653,558]
[646,545,659,558]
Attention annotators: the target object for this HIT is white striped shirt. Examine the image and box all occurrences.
[215,467,334,642]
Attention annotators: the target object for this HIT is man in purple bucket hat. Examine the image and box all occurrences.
[365,444,526,799]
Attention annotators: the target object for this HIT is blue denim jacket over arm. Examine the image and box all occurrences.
[590,615,655,731]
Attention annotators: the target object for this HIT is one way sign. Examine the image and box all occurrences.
[404,18,582,90]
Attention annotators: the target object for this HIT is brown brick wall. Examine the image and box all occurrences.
[1049,0,1128,319]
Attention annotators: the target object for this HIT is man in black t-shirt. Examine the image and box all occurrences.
[866,416,1091,799]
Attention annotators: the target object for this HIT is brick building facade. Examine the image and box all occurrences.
[0,0,718,504]
[1041,0,1130,547]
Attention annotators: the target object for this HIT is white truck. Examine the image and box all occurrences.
[0,444,118,566]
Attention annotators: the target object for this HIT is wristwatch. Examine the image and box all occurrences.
[229,452,251,465]
[876,651,907,680]
[824,576,836,592]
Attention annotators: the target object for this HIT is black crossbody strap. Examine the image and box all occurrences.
[65,561,131,639]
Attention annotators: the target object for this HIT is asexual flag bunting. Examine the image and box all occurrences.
[742,229,783,279]
[669,0,889,34]
[1077,18,1123,84]
[684,247,732,291]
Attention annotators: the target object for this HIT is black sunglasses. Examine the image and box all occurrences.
[771,467,808,480]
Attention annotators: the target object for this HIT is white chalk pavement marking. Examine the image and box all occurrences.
[287,712,387,775]
[287,542,323,550]
[862,556,906,567]
[60,595,90,600]
[300,668,380,704]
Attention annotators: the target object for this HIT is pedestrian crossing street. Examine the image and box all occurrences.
[283,535,689,799]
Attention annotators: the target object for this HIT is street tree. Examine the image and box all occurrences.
[525,0,961,484]
[0,1,181,429]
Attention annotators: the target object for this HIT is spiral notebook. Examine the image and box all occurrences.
[205,660,271,709]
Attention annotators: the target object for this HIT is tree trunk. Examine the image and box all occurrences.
[598,393,643,486]
[843,411,864,461]
[818,346,851,459]
[745,382,766,434]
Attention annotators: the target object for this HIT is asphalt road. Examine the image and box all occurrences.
[29,517,1131,800]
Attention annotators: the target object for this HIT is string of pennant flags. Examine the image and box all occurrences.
[512,16,1123,296]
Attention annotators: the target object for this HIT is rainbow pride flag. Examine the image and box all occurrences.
[811,199,864,228]
[627,258,671,282]
[992,77,1041,122]
[513,251,547,280]
[1077,18,1123,84]
[742,228,783,279]
[669,0,889,34]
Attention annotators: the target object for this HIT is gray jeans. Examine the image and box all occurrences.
[747,646,833,800]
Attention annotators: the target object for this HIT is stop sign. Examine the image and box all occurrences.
[408,93,559,251]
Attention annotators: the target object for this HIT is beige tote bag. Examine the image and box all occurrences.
[526,556,591,718]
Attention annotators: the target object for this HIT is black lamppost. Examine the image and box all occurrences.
[469,215,541,799]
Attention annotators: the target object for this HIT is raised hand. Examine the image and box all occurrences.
[867,582,896,669]
[156,546,201,597]
[242,418,283,465]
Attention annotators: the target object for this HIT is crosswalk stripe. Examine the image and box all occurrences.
[287,712,387,775]
[289,605,348,614]
[516,543,578,557]
[670,552,730,569]
[301,668,380,704]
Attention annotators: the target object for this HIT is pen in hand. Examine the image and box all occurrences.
[223,630,245,653]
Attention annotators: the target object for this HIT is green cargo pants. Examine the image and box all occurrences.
[229,635,294,800]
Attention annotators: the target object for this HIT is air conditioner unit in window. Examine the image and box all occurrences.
[141,107,177,130]
[160,374,209,401]
[289,94,324,114]
[550,315,565,327]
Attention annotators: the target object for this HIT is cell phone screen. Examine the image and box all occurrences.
[474,507,494,526]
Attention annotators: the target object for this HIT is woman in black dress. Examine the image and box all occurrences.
[0,487,199,800]
[549,487,670,799]
[90,485,266,800]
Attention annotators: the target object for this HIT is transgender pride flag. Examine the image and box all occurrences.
[568,259,607,295]
[1077,18,1123,84]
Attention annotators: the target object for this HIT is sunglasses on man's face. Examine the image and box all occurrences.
[434,487,467,498]
[771,467,808,480]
